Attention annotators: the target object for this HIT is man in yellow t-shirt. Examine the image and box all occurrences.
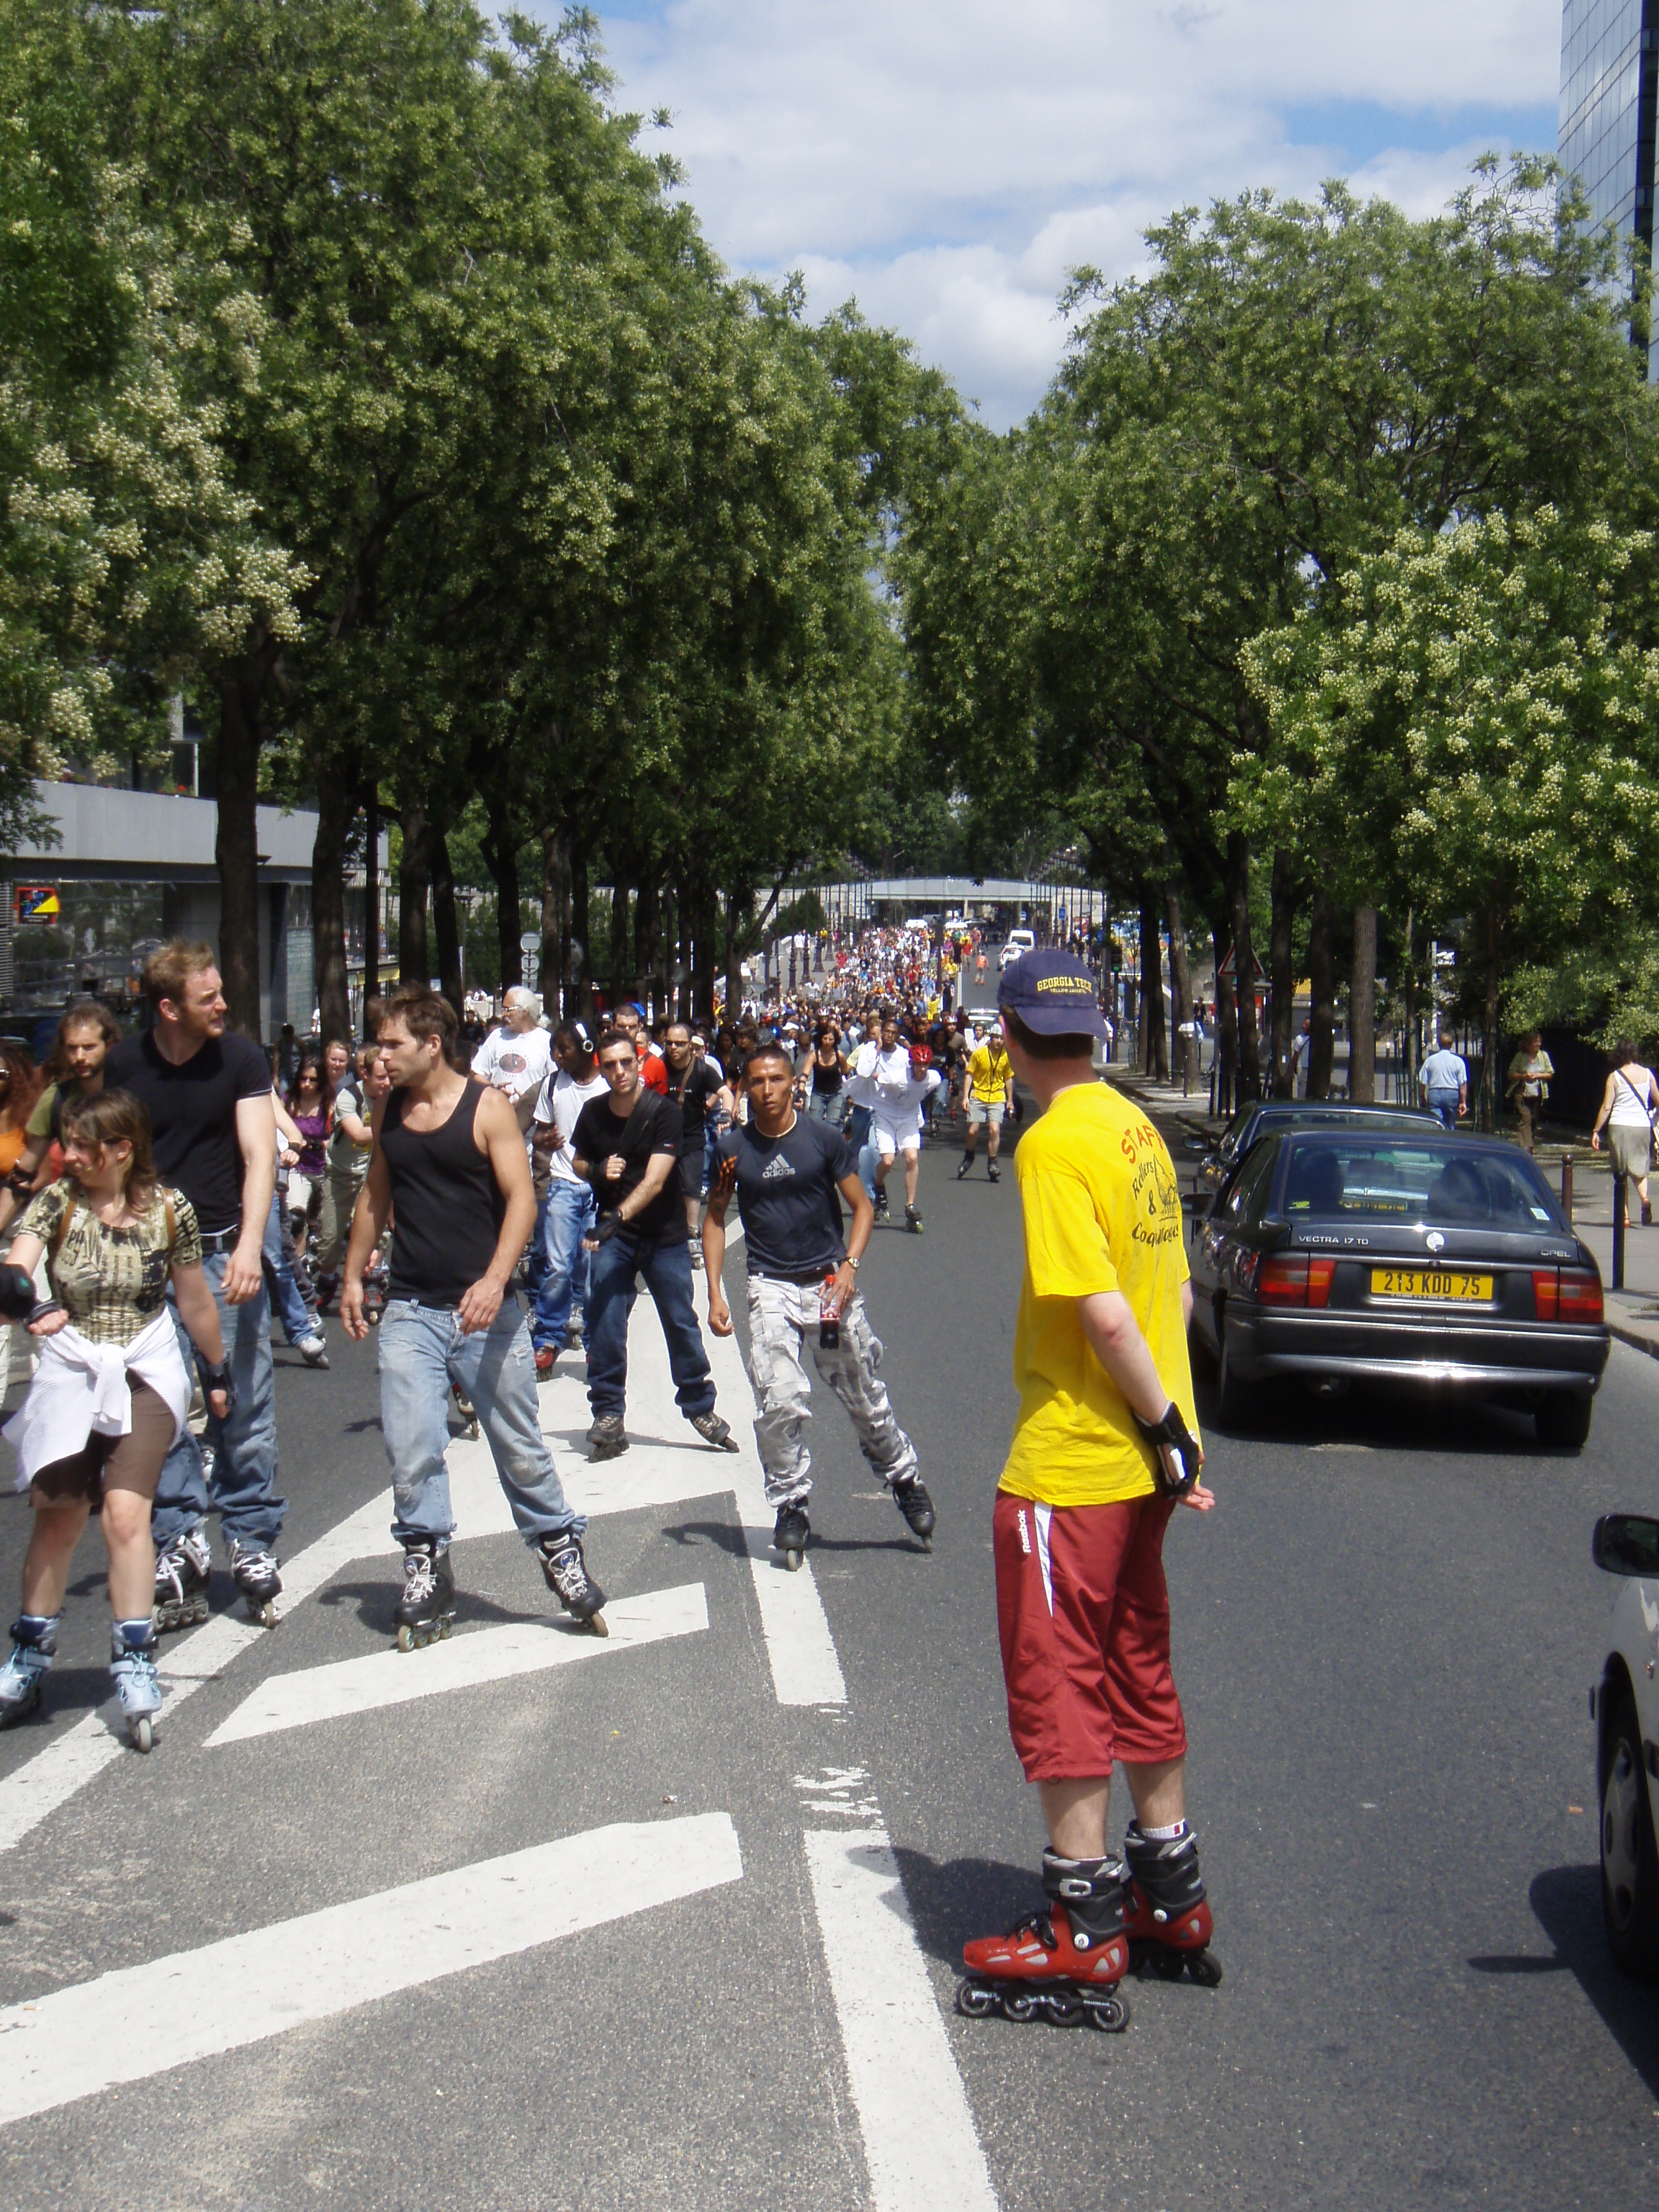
[956,1026,1016,1184]
[958,953,1220,2026]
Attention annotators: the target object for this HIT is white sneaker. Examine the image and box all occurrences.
[297,1334,329,1368]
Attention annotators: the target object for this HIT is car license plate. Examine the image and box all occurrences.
[1370,1267,1493,1302]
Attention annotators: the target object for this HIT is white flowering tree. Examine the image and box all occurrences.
[1238,508,1659,1109]
[0,13,305,848]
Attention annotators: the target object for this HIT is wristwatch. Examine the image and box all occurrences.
[846,1256,860,1271]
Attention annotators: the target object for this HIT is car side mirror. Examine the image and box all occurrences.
[1593,1514,1659,1577]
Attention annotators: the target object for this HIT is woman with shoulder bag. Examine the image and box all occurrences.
[0,1089,230,1748]
[1591,1038,1659,1227]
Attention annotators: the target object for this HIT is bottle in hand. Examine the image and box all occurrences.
[819,1274,840,1351]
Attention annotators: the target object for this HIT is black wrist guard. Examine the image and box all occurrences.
[5,1165,34,1199]
[1133,1402,1203,1498]
[25,1298,65,1329]
[593,1213,624,1246]
[0,1264,37,1321]
[202,1359,236,1416]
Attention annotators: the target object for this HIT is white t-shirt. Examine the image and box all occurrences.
[856,1041,915,1115]
[534,1069,610,1184]
[1610,1066,1655,1129]
[473,1024,552,1102]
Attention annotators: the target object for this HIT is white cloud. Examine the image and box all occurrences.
[559,1,1565,425]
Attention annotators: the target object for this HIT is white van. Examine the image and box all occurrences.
[999,929,1036,971]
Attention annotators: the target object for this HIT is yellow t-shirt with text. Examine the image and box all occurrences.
[1000,1081,1197,1509]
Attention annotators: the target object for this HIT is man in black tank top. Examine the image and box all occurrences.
[341,987,606,1642]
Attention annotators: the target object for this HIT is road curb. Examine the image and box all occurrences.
[1608,1320,1659,1364]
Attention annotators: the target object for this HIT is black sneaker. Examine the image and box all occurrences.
[539,1533,608,1634]
[689,1410,739,1452]
[587,1413,629,1461]
[893,1475,936,1547]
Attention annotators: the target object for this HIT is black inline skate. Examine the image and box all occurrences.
[586,1413,628,1461]
[1122,1821,1221,1986]
[228,1538,282,1629]
[773,1500,809,1570]
[395,1540,456,1651]
[153,1528,212,1633]
[958,1850,1132,2033]
[539,1532,608,1635]
[892,1475,936,1550]
[905,1204,924,1234]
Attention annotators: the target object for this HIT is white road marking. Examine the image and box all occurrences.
[803,1830,998,2212]
[0,1814,743,2128]
[204,1581,709,1745]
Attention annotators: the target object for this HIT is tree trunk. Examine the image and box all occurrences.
[1138,889,1166,1077]
[1401,905,1416,1106]
[214,675,264,1037]
[1210,913,1236,1115]
[1226,830,1261,1100]
[1164,887,1193,1089]
[486,810,521,992]
[1349,903,1377,1104]
[634,876,662,1020]
[540,824,565,1024]
[361,782,379,1030]
[1482,903,1503,1133]
[1269,849,1297,1097]
[310,751,352,1047]
[1307,879,1336,1100]
[694,881,718,1028]
[397,800,430,985]
[724,886,746,1022]
[430,829,462,1016]
[608,868,633,1007]
[570,842,593,1021]
[677,882,693,1022]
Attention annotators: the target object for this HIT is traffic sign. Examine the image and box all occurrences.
[519,931,540,953]
[1215,945,1267,982]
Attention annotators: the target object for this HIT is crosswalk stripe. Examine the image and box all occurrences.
[803,1830,999,2212]
[0,1814,744,2128]
[204,1581,710,1745]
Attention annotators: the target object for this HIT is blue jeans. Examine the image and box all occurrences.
[378,1294,585,1551]
[809,1088,842,1124]
[153,1246,284,1551]
[845,1104,877,1200]
[262,1193,315,1346]
[532,1179,595,1350]
[1426,1089,1460,1129]
[586,1229,716,1422]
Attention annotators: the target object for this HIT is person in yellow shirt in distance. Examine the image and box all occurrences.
[957,953,1220,2033]
[956,1022,1016,1183]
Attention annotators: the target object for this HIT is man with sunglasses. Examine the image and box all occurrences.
[572,1031,738,1463]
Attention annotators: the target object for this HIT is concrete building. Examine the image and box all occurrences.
[0,781,386,1038]
[1560,0,1659,376]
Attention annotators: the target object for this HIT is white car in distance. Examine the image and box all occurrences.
[1593,1511,1659,1978]
[999,929,1035,971]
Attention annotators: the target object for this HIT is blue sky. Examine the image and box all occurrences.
[531,2,1566,428]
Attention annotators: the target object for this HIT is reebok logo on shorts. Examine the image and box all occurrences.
[1017,1508,1030,1555]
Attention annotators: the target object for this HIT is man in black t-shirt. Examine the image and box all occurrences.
[105,941,284,1628]
[703,1040,932,1567]
[571,1030,738,1462]
[660,1022,732,1266]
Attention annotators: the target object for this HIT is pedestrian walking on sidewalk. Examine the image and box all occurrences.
[703,1041,930,1569]
[957,952,1220,2031]
[341,986,605,1643]
[1417,1029,1468,1130]
[1591,1040,1659,1227]
[1506,1032,1554,1154]
[572,1028,737,1462]
[105,942,283,1632]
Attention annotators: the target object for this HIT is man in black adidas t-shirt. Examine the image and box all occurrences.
[703,1041,933,1567]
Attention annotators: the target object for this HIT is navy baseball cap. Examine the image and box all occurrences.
[997,950,1107,1038]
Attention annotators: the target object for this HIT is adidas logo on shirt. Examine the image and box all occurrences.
[761,1155,796,1181]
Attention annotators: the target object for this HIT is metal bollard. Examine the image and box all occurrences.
[1614,1170,1627,1292]
[1561,1153,1573,1225]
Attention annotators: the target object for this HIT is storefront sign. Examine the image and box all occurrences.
[16,885,59,923]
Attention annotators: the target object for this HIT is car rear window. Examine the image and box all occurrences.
[1277,1141,1565,1228]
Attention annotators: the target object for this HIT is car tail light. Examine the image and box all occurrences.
[1257,1256,1336,1308]
[1533,1268,1604,1324]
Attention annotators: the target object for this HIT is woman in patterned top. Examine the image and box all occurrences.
[0,1089,231,1748]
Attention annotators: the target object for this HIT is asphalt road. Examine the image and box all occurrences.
[0,1099,1651,2209]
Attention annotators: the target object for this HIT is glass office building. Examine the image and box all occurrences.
[1560,0,1659,375]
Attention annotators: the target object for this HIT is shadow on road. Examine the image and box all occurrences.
[890,1843,1040,1968]
[1468,1863,1659,2097]
[1192,1369,1557,1458]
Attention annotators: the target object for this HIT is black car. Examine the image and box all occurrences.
[1189,1128,1610,1445]
[1197,1097,1437,1199]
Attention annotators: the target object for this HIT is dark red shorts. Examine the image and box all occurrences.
[993,1491,1187,1783]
